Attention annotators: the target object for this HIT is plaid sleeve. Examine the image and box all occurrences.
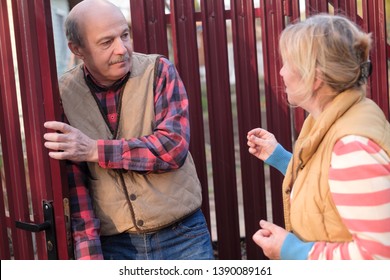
[98,57,190,172]
[67,161,104,260]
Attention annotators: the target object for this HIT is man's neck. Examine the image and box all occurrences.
[83,65,129,90]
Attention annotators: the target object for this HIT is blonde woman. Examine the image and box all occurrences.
[247,14,390,260]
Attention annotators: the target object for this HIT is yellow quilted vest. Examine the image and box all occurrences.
[283,88,390,242]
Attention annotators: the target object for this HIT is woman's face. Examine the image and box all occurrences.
[279,62,303,106]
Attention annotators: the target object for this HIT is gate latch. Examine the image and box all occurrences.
[15,200,58,259]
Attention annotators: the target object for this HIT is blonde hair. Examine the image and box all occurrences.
[279,14,372,106]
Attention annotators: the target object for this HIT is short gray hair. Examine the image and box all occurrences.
[64,14,83,47]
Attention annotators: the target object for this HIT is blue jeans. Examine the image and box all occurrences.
[100,209,214,260]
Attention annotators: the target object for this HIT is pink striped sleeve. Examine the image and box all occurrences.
[309,135,390,260]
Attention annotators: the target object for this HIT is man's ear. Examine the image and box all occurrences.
[68,42,84,60]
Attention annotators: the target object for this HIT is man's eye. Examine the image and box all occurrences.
[101,40,112,46]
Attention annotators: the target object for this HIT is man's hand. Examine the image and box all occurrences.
[43,121,98,162]
[252,220,288,260]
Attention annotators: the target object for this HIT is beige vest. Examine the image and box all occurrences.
[59,53,202,235]
[283,88,390,242]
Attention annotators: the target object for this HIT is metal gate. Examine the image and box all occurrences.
[1,0,389,260]
[0,0,72,259]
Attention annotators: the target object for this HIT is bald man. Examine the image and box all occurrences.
[44,0,213,260]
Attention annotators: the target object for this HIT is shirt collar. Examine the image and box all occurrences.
[83,65,130,92]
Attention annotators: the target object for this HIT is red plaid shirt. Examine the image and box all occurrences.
[68,57,191,259]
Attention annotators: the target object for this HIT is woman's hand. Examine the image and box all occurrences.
[252,220,288,260]
[247,128,278,161]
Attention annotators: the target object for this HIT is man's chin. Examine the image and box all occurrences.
[112,63,130,74]
[112,60,129,68]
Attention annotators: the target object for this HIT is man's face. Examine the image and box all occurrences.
[77,10,133,86]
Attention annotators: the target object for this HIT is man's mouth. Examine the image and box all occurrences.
[109,55,130,65]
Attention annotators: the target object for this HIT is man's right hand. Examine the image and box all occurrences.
[43,121,98,163]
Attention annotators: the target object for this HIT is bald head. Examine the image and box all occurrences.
[65,0,125,47]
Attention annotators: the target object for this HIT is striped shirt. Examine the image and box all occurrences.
[310,135,390,259]
[68,57,190,259]
[268,135,390,259]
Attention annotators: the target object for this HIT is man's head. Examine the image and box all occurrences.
[65,0,132,86]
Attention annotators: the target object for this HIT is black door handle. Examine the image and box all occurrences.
[15,220,51,232]
[15,201,58,259]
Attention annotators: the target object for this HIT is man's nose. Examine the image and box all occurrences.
[114,38,127,54]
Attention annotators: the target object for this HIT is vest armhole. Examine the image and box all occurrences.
[153,55,165,92]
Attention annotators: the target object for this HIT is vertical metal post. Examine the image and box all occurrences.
[230,0,266,260]
[170,0,211,230]
[200,0,241,259]
[0,0,34,260]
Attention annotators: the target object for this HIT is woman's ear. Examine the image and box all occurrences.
[313,69,324,92]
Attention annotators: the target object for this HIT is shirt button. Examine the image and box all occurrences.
[137,220,144,227]
[129,194,137,201]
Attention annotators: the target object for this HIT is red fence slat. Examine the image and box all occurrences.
[11,0,51,259]
[0,0,34,259]
[365,0,389,118]
[7,0,72,259]
[306,0,329,14]
[230,0,266,260]
[34,0,73,259]
[200,0,241,259]
[130,0,169,57]
[169,0,211,229]
[0,133,10,259]
[260,0,291,228]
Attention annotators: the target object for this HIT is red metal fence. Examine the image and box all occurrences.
[1,0,389,260]
[0,0,72,259]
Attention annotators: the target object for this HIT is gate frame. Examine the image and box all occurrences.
[1,0,389,260]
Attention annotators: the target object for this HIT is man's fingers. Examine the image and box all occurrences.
[44,121,72,133]
[44,141,66,151]
[48,151,69,160]
[43,132,67,142]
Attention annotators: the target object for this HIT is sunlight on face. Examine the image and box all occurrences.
[279,62,303,106]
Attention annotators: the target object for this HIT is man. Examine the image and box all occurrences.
[44,0,213,260]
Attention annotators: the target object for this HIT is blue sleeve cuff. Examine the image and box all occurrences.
[264,144,292,175]
[280,233,314,260]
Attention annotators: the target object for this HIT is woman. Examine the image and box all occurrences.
[247,14,390,260]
